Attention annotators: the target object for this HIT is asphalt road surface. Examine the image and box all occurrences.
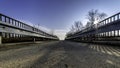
[0,41,120,68]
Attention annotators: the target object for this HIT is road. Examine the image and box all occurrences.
[0,41,120,68]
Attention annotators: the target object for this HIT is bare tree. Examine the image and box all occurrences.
[86,22,91,28]
[70,21,83,33]
[87,9,98,25]
[86,9,107,25]
[69,25,75,34]
[97,12,107,21]
[66,9,107,37]
[74,21,83,31]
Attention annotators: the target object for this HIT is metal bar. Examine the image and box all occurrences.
[114,30,115,36]
[5,16,7,22]
[8,18,10,24]
[113,16,115,21]
[118,30,119,36]
[0,14,2,21]
[117,14,119,20]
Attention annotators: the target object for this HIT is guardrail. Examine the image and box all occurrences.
[66,12,120,44]
[0,13,59,43]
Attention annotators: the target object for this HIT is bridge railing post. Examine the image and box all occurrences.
[110,17,112,22]
[8,18,11,24]
[118,30,119,36]
[0,14,2,21]
[117,14,119,20]
[5,16,7,22]
[34,38,36,42]
[113,16,115,21]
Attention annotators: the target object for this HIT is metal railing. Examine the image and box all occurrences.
[66,12,120,43]
[0,13,58,40]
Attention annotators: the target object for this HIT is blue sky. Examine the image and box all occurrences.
[0,0,120,40]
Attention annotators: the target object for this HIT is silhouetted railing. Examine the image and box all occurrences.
[66,12,120,44]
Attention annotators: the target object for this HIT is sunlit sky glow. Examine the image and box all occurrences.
[0,0,120,40]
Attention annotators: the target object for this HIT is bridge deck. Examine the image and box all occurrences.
[0,41,120,68]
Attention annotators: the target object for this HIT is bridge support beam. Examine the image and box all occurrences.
[33,38,36,42]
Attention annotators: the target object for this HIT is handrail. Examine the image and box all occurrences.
[0,13,57,38]
[67,12,120,38]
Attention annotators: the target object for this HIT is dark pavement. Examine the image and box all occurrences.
[0,41,120,68]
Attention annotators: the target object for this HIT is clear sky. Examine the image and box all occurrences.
[0,0,120,40]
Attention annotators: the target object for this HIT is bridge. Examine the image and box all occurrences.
[0,13,120,68]
[65,12,120,45]
[0,13,59,44]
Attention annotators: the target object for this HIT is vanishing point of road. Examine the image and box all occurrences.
[0,41,120,68]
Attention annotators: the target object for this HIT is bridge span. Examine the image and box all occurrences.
[65,12,120,45]
[0,13,59,44]
[0,12,120,68]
